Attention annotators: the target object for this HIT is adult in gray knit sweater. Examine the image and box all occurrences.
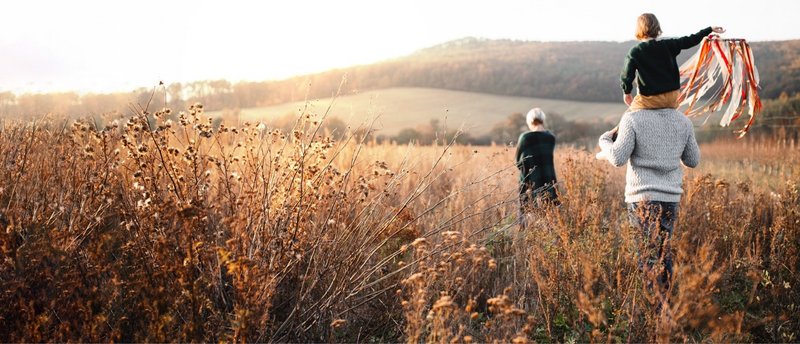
[597,108,700,293]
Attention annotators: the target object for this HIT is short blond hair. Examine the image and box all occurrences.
[636,13,662,40]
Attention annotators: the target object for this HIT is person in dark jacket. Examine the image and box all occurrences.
[621,13,725,110]
[516,108,558,229]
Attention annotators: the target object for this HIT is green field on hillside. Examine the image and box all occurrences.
[209,87,628,135]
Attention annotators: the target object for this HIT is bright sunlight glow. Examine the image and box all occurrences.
[2,0,798,94]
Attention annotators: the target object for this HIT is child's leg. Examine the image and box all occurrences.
[630,90,680,110]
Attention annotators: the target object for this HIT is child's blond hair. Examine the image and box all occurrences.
[636,13,662,40]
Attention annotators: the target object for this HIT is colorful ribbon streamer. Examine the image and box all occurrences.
[678,37,762,137]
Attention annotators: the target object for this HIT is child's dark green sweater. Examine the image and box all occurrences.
[620,27,713,96]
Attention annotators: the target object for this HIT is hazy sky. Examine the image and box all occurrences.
[2,0,798,94]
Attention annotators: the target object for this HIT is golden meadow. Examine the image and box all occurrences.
[0,103,797,342]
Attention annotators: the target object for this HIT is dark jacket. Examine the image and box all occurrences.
[516,130,557,200]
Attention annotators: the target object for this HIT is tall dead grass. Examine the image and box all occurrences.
[0,104,797,342]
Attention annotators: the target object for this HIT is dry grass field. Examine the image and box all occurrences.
[689,137,800,192]
[0,105,797,342]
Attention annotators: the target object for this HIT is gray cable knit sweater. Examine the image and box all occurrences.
[598,108,700,203]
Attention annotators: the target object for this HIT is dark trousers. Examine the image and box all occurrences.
[627,201,678,291]
[518,183,559,229]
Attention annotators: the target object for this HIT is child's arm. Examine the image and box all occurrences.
[620,54,637,99]
[668,27,717,52]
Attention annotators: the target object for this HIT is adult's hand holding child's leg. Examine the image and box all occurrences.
[596,126,619,160]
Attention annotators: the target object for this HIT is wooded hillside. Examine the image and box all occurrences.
[288,37,800,103]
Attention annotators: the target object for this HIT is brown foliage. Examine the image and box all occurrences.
[0,104,798,342]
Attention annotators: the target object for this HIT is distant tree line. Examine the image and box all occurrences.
[378,112,613,147]
[378,92,800,146]
[255,91,800,146]
[1,37,798,119]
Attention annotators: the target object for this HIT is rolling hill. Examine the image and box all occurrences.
[210,87,628,136]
